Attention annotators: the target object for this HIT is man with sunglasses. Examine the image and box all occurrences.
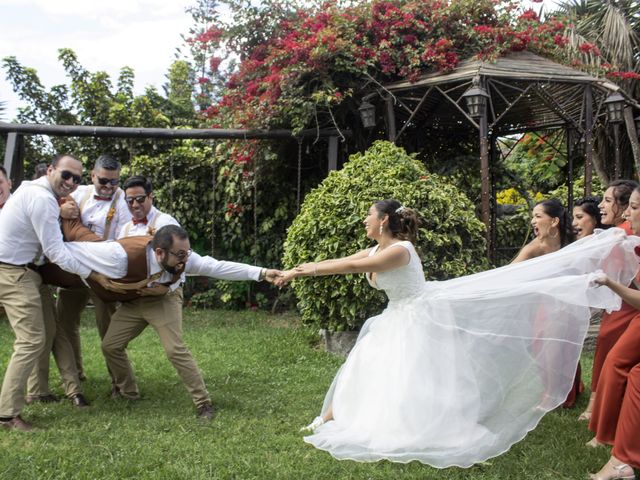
[0,154,114,431]
[118,175,179,238]
[51,155,130,390]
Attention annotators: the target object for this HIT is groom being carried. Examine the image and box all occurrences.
[40,219,282,419]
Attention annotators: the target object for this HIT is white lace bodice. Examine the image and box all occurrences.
[366,241,426,301]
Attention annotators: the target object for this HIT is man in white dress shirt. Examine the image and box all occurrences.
[0,154,113,431]
[54,154,130,382]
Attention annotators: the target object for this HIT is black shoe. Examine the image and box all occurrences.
[196,402,215,420]
[0,415,34,432]
[70,393,90,408]
[25,394,60,404]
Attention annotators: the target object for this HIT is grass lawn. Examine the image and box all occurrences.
[0,309,612,479]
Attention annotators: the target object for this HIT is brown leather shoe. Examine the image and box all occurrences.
[196,402,215,420]
[0,415,34,432]
[70,393,90,408]
[25,394,60,404]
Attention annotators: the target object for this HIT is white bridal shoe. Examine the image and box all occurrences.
[300,416,325,433]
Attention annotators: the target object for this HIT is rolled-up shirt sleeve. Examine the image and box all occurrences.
[30,197,92,279]
[185,251,261,281]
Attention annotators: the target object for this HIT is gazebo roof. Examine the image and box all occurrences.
[386,51,620,92]
[383,51,634,137]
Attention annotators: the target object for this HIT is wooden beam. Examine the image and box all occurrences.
[386,97,397,142]
[3,132,24,185]
[584,85,594,196]
[0,122,350,140]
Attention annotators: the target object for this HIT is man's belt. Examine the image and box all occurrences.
[0,261,38,269]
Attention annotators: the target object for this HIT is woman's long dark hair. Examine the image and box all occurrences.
[537,198,574,247]
[374,199,420,244]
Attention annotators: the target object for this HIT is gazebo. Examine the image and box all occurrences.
[366,51,640,259]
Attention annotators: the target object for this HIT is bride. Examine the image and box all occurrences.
[277,198,640,468]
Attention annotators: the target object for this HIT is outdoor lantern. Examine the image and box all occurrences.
[461,77,490,119]
[358,100,376,129]
[604,92,625,124]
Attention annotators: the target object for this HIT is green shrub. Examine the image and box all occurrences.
[282,141,488,332]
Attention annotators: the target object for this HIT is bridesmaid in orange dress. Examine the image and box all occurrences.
[588,236,640,479]
[579,180,639,421]
[511,198,572,264]
[586,187,640,464]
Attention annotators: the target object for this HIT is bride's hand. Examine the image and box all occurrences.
[275,269,297,287]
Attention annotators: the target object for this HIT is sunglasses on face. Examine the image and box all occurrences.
[167,249,193,261]
[60,170,83,185]
[97,176,119,186]
[125,194,149,206]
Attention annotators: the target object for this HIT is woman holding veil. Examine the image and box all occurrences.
[278,199,640,468]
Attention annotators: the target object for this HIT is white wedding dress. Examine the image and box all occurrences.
[304,227,640,467]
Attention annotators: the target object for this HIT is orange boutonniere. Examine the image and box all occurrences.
[106,207,116,222]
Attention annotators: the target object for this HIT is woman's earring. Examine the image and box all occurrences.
[549,227,559,239]
[379,224,384,235]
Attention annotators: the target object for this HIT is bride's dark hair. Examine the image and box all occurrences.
[374,199,420,244]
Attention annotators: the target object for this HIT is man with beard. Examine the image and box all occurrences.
[39,221,282,420]
[0,154,113,431]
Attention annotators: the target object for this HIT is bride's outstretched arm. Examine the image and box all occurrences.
[595,273,640,310]
[282,245,410,284]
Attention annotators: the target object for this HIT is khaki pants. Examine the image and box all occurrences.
[57,286,116,379]
[0,265,46,418]
[101,288,210,407]
[26,285,82,397]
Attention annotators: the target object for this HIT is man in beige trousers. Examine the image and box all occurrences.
[0,155,112,431]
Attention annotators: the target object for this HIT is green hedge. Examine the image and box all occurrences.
[282,141,488,331]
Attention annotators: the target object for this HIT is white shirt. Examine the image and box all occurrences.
[70,185,130,239]
[0,177,92,278]
[117,206,180,238]
[64,241,261,290]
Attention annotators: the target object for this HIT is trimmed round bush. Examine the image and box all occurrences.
[283,140,488,331]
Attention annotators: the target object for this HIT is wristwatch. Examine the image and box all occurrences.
[259,268,267,281]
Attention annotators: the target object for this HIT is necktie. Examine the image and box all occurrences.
[132,217,148,225]
[94,195,112,201]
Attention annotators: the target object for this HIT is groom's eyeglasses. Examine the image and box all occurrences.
[167,249,192,261]
[125,195,149,206]
[60,170,82,185]
[97,176,119,186]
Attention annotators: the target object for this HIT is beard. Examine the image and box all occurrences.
[161,259,182,274]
